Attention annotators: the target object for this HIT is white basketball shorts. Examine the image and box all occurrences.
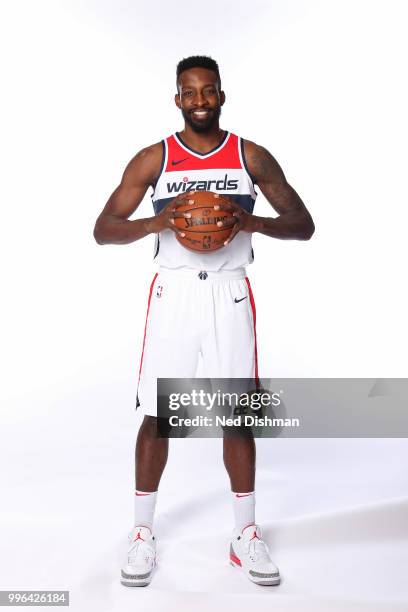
[136,267,259,417]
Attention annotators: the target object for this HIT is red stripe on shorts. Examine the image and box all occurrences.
[245,277,259,388]
[137,273,158,385]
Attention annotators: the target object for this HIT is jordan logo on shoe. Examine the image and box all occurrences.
[234,296,247,303]
[250,530,259,540]
[133,530,145,542]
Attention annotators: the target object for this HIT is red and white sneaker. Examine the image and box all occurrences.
[120,525,156,587]
[229,524,280,586]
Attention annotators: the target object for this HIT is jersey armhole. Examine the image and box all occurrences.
[151,139,167,195]
[239,137,258,197]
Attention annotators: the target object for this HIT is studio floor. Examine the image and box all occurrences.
[1,388,407,611]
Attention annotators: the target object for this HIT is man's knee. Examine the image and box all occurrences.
[222,424,255,440]
[139,415,171,438]
[139,415,157,436]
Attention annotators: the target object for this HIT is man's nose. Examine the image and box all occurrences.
[193,92,207,106]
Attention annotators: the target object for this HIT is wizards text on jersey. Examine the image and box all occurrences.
[167,174,239,193]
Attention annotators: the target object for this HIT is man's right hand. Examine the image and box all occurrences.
[146,192,195,237]
[93,143,197,246]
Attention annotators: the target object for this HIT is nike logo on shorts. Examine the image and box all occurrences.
[234,296,248,303]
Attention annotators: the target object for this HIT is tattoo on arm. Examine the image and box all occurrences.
[243,140,315,239]
[248,144,304,215]
[250,145,285,184]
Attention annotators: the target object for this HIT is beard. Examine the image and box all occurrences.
[181,105,222,133]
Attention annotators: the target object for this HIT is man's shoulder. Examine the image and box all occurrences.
[122,140,164,186]
[130,140,164,168]
[135,140,164,160]
[240,137,262,155]
[240,137,264,177]
[241,137,274,166]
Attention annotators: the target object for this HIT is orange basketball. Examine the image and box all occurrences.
[173,191,234,253]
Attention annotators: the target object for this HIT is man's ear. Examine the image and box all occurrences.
[174,93,181,109]
[220,90,226,106]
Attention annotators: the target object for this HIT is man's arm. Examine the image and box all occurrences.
[93,143,191,245]
[93,143,162,245]
[213,140,315,244]
[244,139,315,240]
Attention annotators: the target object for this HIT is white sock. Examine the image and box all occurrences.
[134,490,158,531]
[232,491,255,532]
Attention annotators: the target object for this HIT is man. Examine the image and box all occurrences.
[93,55,314,588]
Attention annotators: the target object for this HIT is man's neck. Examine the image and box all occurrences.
[179,124,225,154]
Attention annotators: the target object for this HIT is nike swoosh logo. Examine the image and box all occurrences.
[171,157,189,166]
[235,493,252,498]
[234,296,248,303]
[135,492,151,496]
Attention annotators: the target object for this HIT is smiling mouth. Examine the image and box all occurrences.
[191,110,212,119]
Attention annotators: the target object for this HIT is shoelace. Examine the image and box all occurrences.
[245,537,271,563]
[128,540,153,564]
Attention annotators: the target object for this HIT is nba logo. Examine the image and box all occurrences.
[156,285,163,298]
[203,235,211,249]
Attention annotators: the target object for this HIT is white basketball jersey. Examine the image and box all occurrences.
[150,130,258,271]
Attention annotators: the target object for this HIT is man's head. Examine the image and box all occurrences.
[175,55,225,133]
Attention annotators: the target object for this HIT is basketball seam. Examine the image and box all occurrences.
[176,227,233,234]
[176,204,230,213]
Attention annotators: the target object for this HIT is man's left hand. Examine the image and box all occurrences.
[213,196,259,245]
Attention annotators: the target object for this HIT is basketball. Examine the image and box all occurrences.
[173,191,234,252]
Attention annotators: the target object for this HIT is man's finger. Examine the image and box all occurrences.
[168,224,185,237]
[216,217,239,228]
[176,190,196,202]
[213,203,237,212]
[168,191,196,209]
[172,202,194,210]
[223,225,240,245]
[172,198,195,209]
[172,211,192,219]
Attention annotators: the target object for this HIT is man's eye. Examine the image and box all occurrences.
[183,91,193,96]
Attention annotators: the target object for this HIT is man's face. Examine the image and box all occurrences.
[175,68,225,133]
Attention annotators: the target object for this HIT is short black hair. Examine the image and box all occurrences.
[176,55,221,89]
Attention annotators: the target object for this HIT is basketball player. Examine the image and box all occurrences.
[94,56,314,587]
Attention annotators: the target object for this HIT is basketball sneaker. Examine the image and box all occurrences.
[229,524,280,586]
[120,525,156,587]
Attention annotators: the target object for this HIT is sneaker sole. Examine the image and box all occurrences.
[120,578,151,587]
[230,558,281,586]
[120,566,155,588]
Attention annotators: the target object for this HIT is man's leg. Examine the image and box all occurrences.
[131,416,168,533]
[223,428,256,532]
[223,429,255,492]
[223,425,279,585]
[134,271,200,529]
[136,416,168,492]
[121,415,165,588]
[122,271,200,587]
[200,276,258,528]
[201,275,280,585]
